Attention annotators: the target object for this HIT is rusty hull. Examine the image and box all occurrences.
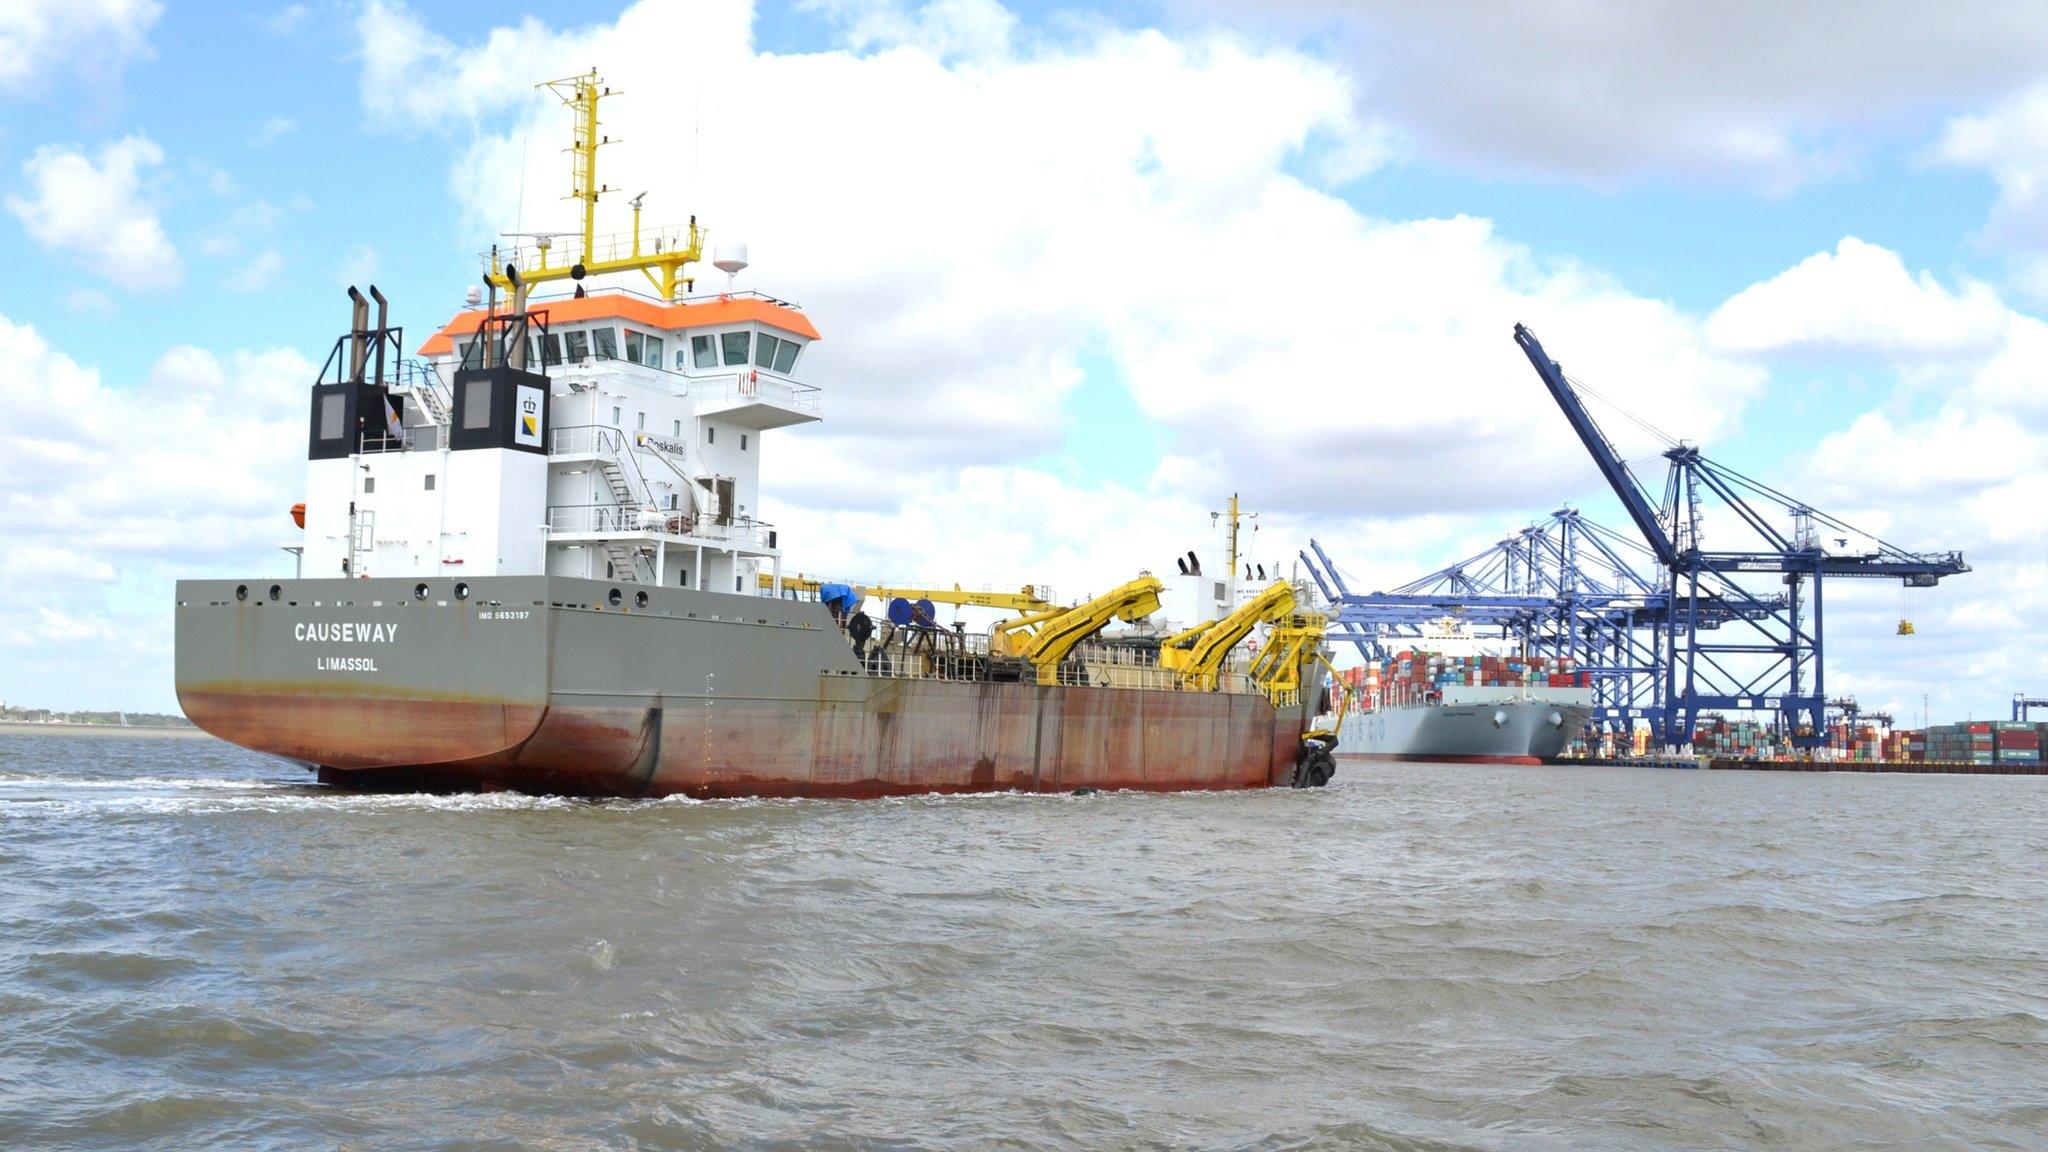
[176,575,1315,798]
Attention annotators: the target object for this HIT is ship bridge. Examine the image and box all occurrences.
[293,70,823,597]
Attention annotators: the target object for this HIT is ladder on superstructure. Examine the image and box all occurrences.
[596,459,643,582]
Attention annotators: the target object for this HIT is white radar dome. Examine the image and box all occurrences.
[712,243,749,276]
[464,285,483,306]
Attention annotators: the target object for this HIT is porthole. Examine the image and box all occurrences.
[235,584,249,601]
[268,584,282,601]
[454,582,471,601]
[414,583,430,601]
[608,588,624,607]
[634,591,649,608]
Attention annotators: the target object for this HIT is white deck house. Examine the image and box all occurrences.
[298,287,820,595]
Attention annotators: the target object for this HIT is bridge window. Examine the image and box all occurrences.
[705,425,715,445]
[592,327,619,361]
[773,338,799,373]
[541,333,562,366]
[626,330,662,367]
[740,433,748,451]
[692,334,715,368]
[564,330,589,361]
[755,334,779,369]
[720,331,749,366]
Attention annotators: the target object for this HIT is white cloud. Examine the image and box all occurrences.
[1711,241,2048,720]
[226,250,284,292]
[0,0,161,97]
[64,287,115,314]
[0,312,311,710]
[259,4,311,36]
[1934,80,2048,254]
[250,115,296,148]
[360,0,1753,528]
[1167,0,2048,190]
[1706,237,2011,359]
[336,243,378,287]
[6,136,181,286]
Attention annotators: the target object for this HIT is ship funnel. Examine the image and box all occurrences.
[1187,550,1200,577]
[368,285,390,386]
[346,286,369,384]
[1176,556,1188,576]
[505,263,528,369]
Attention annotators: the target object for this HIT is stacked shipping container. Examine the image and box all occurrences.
[1329,651,1591,713]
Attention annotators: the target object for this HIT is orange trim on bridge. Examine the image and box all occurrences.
[417,294,822,356]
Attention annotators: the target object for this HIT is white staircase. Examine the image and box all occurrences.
[596,459,643,582]
[411,381,452,426]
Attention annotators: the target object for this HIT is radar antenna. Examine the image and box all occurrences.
[485,71,705,303]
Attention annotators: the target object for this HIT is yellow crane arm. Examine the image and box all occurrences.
[1160,581,1296,690]
[1249,610,1330,702]
[758,574,1054,613]
[991,575,1164,685]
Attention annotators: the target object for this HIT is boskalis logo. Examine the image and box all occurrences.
[515,384,545,447]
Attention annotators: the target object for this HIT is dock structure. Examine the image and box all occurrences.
[1558,756,2048,775]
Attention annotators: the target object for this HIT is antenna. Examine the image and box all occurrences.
[485,72,706,302]
[713,241,749,294]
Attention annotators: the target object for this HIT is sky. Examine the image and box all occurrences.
[1,0,2045,725]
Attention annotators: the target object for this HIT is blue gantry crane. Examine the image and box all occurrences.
[1513,323,1970,748]
[1302,507,1767,739]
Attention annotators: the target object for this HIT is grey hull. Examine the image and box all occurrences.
[1339,697,1592,763]
[176,575,1320,797]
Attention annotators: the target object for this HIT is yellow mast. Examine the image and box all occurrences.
[1218,493,1254,606]
[486,71,705,302]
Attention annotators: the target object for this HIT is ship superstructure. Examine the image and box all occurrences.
[174,73,1336,798]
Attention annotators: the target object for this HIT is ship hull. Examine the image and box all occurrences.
[176,577,1313,798]
[1337,691,1592,765]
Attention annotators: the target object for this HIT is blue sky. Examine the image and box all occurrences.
[3,0,2046,721]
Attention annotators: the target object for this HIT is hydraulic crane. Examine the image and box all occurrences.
[1514,323,1970,748]
[989,575,1165,685]
[758,573,1054,614]
[1160,580,1297,691]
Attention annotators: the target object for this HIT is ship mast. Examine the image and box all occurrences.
[485,70,706,302]
[1219,493,1256,607]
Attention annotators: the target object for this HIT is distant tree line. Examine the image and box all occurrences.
[0,705,193,728]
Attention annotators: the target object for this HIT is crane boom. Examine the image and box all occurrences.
[1160,581,1297,691]
[991,575,1164,685]
[758,574,1054,613]
[1513,323,1678,567]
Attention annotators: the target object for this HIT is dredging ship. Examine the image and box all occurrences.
[172,72,1336,798]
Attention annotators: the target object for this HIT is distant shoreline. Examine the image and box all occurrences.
[0,721,210,739]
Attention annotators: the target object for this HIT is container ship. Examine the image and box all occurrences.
[1329,651,1593,765]
[173,73,1336,799]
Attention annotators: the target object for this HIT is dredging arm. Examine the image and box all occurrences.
[1160,581,1297,691]
[758,574,1055,613]
[990,575,1165,685]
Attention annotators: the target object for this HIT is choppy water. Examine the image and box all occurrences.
[1,731,2043,1150]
